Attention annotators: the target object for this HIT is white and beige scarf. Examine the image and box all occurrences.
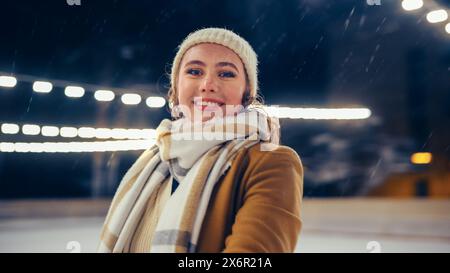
[97,108,279,253]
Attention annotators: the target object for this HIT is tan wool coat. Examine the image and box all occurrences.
[195,143,304,253]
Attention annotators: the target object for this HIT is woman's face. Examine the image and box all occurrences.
[176,43,247,122]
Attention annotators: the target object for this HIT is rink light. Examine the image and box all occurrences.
[64,86,85,98]
[111,128,128,139]
[263,106,372,120]
[446,23,450,34]
[78,127,96,139]
[1,123,20,134]
[60,127,78,138]
[121,93,142,105]
[41,126,59,137]
[401,0,423,11]
[411,152,432,164]
[95,128,112,139]
[127,129,143,139]
[142,129,156,139]
[146,96,166,108]
[94,90,115,102]
[2,122,156,140]
[32,81,53,93]
[0,140,155,153]
[0,142,14,152]
[0,76,17,88]
[22,124,40,136]
[426,9,448,23]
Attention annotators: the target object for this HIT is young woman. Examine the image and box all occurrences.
[98,27,304,253]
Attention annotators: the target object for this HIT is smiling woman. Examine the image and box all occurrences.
[168,28,262,120]
[175,43,247,122]
[97,28,304,253]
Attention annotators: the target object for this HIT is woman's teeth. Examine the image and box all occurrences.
[194,101,222,107]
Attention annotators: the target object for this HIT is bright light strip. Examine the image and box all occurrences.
[0,76,17,87]
[1,122,156,139]
[0,142,14,152]
[64,86,85,98]
[32,81,53,93]
[0,140,155,153]
[41,126,59,137]
[0,75,166,109]
[1,123,20,134]
[142,129,156,139]
[22,124,40,136]
[426,9,448,23]
[446,23,450,34]
[78,127,96,138]
[263,106,372,120]
[126,129,143,139]
[401,0,423,11]
[95,128,112,139]
[146,96,166,108]
[60,127,78,138]
[111,128,128,139]
[121,93,142,105]
[94,90,115,102]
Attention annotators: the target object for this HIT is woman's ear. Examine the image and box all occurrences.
[168,87,180,107]
[167,87,182,120]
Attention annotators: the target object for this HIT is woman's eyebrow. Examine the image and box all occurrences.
[216,62,239,73]
[184,60,205,67]
[184,60,239,73]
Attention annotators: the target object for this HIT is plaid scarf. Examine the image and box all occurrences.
[97,108,279,253]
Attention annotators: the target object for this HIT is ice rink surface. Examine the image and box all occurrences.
[1,198,449,253]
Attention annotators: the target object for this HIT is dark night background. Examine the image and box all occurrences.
[0,0,449,199]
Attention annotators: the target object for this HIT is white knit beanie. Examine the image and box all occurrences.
[170,27,258,107]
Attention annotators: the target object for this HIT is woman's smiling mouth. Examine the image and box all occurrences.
[192,98,225,111]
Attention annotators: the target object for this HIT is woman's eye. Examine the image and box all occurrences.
[219,71,236,78]
[186,69,201,76]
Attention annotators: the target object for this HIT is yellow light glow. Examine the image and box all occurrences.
[411,152,432,164]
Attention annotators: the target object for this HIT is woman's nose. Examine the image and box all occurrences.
[200,75,218,93]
